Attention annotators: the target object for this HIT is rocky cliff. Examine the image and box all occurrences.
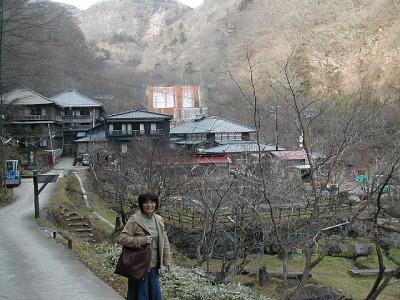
[79,0,400,97]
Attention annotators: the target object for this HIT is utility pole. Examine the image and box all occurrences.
[274,102,278,151]
[271,100,279,151]
[48,123,55,165]
[0,0,5,194]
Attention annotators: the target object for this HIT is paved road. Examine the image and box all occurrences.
[0,158,123,300]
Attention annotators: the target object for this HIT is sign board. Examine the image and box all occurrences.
[6,171,16,179]
[37,174,59,183]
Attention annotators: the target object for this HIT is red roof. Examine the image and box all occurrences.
[270,150,307,161]
[186,156,232,165]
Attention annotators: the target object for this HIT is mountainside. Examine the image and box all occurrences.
[4,0,398,118]
[80,0,191,66]
[1,0,101,96]
[80,0,400,98]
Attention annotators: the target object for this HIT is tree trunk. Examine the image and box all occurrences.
[282,249,289,299]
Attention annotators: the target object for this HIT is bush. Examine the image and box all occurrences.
[161,266,269,300]
[95,242,122,270]
[74,242,271,299]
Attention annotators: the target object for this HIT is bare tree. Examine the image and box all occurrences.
[225,47,399,298]
[93,139,184,226]
[0,0,68,193]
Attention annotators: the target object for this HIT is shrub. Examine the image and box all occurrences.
[95,242,122,270]
[161,266,269,300]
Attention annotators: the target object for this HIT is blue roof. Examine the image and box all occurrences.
[2,88,57,106]
[170,116,255,134]
[204,142,284,154]
[51,91,103,108]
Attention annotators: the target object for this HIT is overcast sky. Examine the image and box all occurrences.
[50,0,204,10]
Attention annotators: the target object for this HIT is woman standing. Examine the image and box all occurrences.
[118,192,172,300]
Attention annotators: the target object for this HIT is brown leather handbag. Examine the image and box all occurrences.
[114,245,151,280]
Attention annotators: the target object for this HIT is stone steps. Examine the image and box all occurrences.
[71,227,92,232]
[59,205,95,242]
[67,215,84,221]
[68,222,89,227]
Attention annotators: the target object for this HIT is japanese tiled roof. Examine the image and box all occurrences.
[170,116,255,134]
[204,142,283,154]
[105,109,172,120]
[51,91,103,108]
[75,131,107,142]
[270,150,308,160]
[1,88,55,106]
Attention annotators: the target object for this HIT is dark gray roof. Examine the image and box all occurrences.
[105,110,172,121]
[175,140,206,145]
[1,88,55,106]
[204,142,284,154]
[170,116,255,134]
[51,91,103,108]
[75,131,107,143]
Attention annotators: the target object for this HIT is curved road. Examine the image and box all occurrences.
[0,158,123,300]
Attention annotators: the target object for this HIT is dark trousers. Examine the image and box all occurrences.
[127,267,162,300]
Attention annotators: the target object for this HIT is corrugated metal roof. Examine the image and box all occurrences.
[191,156,232,165]
[106,110,172,120]
[170,116,255,134]
[271,150,308,160]
[175,140,205,145]
[182,156,232,165]
[75,131,107,142]
[204,142,282,154]
[1,88,55,106]
[51,91,103,108]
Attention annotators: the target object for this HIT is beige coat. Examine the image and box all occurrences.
[117,212,172,268]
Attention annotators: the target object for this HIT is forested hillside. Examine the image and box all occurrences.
[2,0,399,115]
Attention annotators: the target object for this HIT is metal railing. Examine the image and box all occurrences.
[62,125,92,131]
[109,130,145,136]
[12,115,63,122]
[13,114,48,120]
[62,115,92,120]
[150,129,164,135]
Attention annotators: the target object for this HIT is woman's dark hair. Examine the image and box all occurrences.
[138,192,159,212]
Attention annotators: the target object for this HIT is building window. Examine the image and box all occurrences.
[40,139,48,147]
[30,107,42,115]
[113,123,122,130]
[153,87,175,108]
[188,133,206,140]
[80,108,90,116]
[215,133,242,141]
[182,89,193,108]
[121,143,127,153]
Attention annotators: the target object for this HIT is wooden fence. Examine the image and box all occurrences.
[158,201,354,230]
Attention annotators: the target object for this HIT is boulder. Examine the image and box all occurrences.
[287,284,348,300]
[327,239,357,258]
[348,194,361,203]
[258,266,269,287]
[354,243,373,257]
